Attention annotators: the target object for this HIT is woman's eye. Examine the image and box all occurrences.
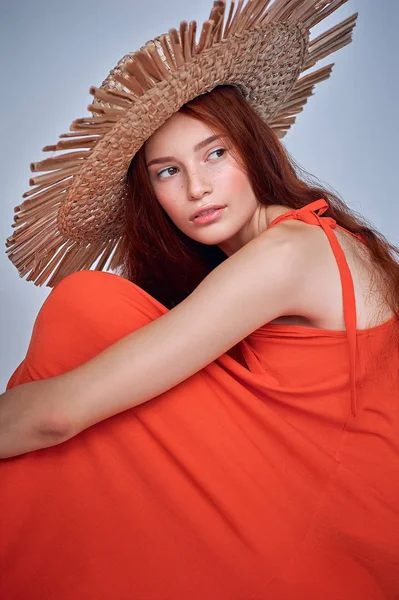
[156,148,226,180]
[209,148,226,160]
[157,167,178,180]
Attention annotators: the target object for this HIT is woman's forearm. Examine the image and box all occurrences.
[0,378,71,459]
[0,231,285,458]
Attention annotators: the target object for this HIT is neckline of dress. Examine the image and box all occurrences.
[260,313,398,337]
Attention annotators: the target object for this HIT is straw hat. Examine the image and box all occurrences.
[6,0,357,287]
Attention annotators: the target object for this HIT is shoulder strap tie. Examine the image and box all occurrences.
[269,199,358,417]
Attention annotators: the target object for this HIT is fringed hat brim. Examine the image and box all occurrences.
[6,0,357,287]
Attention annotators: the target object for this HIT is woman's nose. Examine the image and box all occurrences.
[187,170,213,200]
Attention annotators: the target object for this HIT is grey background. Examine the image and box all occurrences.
[1,0,398,391]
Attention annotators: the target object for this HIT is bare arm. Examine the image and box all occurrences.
[0,225,310,458]
[0,378,71,459]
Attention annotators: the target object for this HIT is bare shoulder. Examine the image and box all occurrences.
[254,220,327,323]
[266,217,394,329]
[193,220,316,328]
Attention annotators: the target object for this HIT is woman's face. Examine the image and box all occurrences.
[144,112,266,256]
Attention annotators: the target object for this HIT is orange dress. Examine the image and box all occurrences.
[1,199,399,600]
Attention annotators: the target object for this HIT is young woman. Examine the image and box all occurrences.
[1,1,398,598]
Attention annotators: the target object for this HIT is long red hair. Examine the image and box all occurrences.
[117,85,399,322]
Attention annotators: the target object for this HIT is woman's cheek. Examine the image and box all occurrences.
[224,167,248,193]
[157,193,182,221]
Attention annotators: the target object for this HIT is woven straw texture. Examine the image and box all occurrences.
[6,0,358,287]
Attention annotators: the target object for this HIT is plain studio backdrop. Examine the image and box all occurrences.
[0,0,398,391]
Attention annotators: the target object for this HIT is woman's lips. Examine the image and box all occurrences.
[193,207,226,224]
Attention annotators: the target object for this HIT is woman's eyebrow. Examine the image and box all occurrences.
[146,134,224,168]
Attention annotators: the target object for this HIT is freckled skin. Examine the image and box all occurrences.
[144,112,279,257]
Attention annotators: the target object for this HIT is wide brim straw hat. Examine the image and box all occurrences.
[6,0,357,288]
